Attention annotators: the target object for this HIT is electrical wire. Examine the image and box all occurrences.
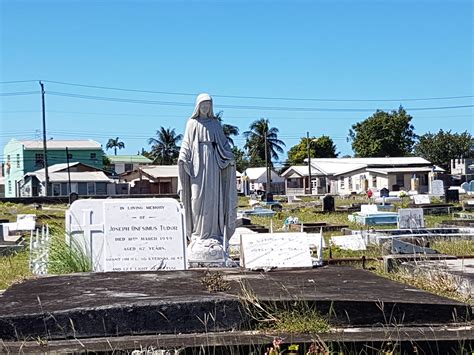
[46,91,474,112]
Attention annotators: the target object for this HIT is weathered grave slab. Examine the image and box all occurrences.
[398,208,424,229]
[67,198,187,271]
[0,267,470,341]
[240,232,313,269]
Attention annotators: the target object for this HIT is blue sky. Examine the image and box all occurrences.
[1,0,472,164]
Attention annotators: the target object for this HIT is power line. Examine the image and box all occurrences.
[0,91,38,96]
[1,109,472,120]
[42,79,474,102]
[0,80,39,84]
[46,91,474,112]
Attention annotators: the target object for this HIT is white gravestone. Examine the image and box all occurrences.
[16,214,36,231]
[66,198,186,272]
[103,200,186,271]
[240,233,312,269]
[431,180,444,195]
[414,195,431,205]
[330,235,366,251]
[398,208,425,229]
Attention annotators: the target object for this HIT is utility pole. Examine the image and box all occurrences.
[39,81,49,196]
[66,147,72,195]
[265,133,270,197]
[307,131,312,195]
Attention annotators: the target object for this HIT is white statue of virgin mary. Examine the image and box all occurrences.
[178,93,237,265]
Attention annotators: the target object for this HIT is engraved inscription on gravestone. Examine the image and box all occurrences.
[431,180,444,195]
[103,199,186,272]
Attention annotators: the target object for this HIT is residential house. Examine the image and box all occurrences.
[107,155,153,174]
[241,167,285,195]
[120,165,179,194]
[20,162,113,197]
[3,139,103,197]
[282,157,442,196]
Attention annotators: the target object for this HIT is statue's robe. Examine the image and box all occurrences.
[178,116,237,246]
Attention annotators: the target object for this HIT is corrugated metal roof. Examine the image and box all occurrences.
[281,165,326,177]
[309,157,433,176]
[20,140,101,150]
[107,155,153,164]
[243,167,284,182]
[141,165,179,178]
[367,167,437,175]
[33,171,111,183]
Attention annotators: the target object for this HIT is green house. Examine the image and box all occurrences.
[3,139,103,197]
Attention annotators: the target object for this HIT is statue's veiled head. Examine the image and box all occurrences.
[190,93,215,119]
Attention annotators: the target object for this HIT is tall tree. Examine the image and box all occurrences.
[215,111,239,147]
[106,137,125,156]
[243,118,285,167]
[414,130,474,171]
[232,146,249,172]
[287,135,339,165]
[348,107,416,157]
[148,127,183,165]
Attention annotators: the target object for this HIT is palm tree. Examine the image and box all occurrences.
[215,111,239,147]
[243,118,285,166]
[148,127,183,165]
[106,137,125,155]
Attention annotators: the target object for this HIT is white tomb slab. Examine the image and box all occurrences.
[330,235,366,251]
[16,214,36,231]
[413,195,431,205]
[228,227,257,255]
[66,198,186,272]
[240,232,312,269]
[398,208,425,229]
[361,204,379,214]
[431,180,445,195]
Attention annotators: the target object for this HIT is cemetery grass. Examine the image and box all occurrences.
[0,202,87,289]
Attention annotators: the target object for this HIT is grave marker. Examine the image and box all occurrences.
[414,195,431,205]
[398,208,425,229]
[66,198,187,272]
[431,180,444,195]
[240,233,312,269]
[103,199,186,271]
[322,195,335,212]
[330,235,366,251]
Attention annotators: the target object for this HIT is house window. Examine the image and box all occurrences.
[35,153,44,167]
[124,163,133,172]
[87,182,96,195]
[340,177,345,189]
[52,183,61,196]
[90,153,97,160]
[16,154,20,168]
[372,175,377,188]
[396,174,404,187]
[348,177,353,190]
[8,180,12,193]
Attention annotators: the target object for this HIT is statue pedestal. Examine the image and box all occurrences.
[187,237,229,268]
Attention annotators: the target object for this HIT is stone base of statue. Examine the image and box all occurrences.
[187,237,230,268]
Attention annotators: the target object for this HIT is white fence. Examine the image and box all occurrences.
[29,225,50,275]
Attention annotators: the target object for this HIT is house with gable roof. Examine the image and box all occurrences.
[281,157,443,196]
